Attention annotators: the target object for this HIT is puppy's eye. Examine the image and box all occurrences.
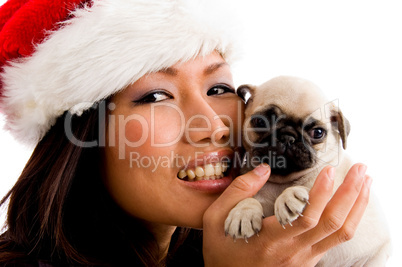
[250,115,267,128]
[207,85,235,96]
[309,128,326,140]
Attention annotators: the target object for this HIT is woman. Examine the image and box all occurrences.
[0,0,370,266]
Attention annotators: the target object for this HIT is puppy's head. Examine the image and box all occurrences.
[237,76,350,182]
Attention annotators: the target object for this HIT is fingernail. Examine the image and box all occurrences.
[253,163,270,176]
[358,164,367,178]
[327,167,335,180]
[365,175,373,189]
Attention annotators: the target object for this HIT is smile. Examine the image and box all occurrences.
[177,161,230,181]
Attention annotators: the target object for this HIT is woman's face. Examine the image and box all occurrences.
[103,52,243,228]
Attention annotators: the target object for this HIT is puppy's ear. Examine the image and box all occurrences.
[330,109,351,150]
[237,84,256,104]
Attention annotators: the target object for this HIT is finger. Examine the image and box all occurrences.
[204,164,270,225]
[260,166,335,241]
[301,163,366,245]
[312,174,371,255]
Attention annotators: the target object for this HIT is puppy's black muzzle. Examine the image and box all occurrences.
[252,127,315,176]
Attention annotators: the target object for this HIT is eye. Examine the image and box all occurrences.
[250,115,267,128]
[309,127,326,140]
[133,90,172,104]
[207,84,235,96]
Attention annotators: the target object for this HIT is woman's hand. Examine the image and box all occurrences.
[202,163,371,267]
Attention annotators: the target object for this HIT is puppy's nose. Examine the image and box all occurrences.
[280,134,296,146]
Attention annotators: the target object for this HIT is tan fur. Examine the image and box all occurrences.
[225,76,391,266]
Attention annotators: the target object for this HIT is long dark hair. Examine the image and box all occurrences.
[0,102,203,266]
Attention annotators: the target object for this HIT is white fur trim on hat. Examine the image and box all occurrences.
[0,0,240,146]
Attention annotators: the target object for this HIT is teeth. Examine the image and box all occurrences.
[204,164,214,176]
[195,166,205,177]
[187,170,196,180]
[222,162,228,173]
[214,164,222,176]
[178,170,187,179]
[177,162,230,181]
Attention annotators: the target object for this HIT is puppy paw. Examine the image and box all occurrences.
[224,198,263,241]
[275,186,309,227]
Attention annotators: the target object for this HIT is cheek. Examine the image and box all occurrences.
[123,116,149,146]
[149,105,184,147]
[122,106,184,149]
[109,107,184,159]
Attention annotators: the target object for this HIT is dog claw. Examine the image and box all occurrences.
[244,237,248,243]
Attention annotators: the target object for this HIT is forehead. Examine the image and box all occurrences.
[162,52,229,75]
[248,77,328,120]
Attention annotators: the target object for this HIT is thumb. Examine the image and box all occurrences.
[205,164,270,220]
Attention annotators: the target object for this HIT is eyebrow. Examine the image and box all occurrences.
[158,67,178,76]
[203,62,229,75]
[157,61,229,76]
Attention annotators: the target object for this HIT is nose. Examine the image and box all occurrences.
[184,98,230,146]
[280,134,296,146]
[278,127,297,147]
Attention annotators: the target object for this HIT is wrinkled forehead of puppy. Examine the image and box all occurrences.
[240,76,329,119]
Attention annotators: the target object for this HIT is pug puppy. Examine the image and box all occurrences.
[225,76,391,266]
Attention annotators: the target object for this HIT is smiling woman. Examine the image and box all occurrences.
[102,53,242,229]
[0,0,376,266]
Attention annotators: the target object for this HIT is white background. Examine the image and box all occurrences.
[0,0,401,265]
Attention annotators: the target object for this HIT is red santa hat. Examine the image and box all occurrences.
[0,0,239,146]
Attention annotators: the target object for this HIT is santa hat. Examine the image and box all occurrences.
[0,0,239,146]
